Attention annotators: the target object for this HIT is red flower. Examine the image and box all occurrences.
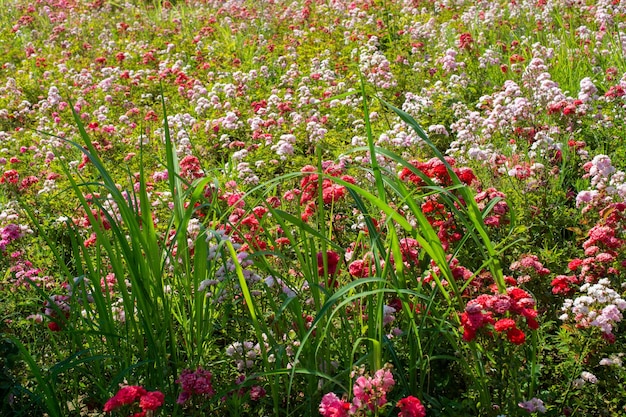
[397,395,426,417]
[47,321,61,332]
[318,250,340,280]
[348,259,370,278]
[494,318,516,332]
[551,275,578,295]
[103,386,147,412]
[458,32,473,49]
[139,391,164,411]
[506,327,526,345]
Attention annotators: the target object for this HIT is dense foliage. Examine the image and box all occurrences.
[2,0,626,416]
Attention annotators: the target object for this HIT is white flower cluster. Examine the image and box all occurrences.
[600,353,624,367]
[572,371,598,388]
[576,154,626,210]
[560,278,626,336]
[225,340,262,371]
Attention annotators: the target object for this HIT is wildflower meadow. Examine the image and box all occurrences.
[2,0,626,416]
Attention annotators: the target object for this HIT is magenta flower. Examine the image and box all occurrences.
[176,367,215,405]
[103,385,147,412]
[319,392,350,417]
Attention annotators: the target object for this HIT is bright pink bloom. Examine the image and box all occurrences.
[103,386,147,412]
[352,368,395,412]
[319,392,350,417]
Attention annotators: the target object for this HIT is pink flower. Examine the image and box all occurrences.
[518,397,546,413]
[348,259,369,278]
[319,392,350,417]
[352,368,395,412]
[397,396,426,417]
[250,385,266,401]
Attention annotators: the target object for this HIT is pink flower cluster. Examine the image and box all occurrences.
[577,154,626,211]
[554,203,626,296]
[176,367,215,405]
[474,188,509,227]
[319,366,426,417]
[509,254,550,285]
[461,287,539,345]
[351,367,395,413]
[0,223,22,251]
[103,385,164,416]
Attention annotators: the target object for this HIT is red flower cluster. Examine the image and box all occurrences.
[458,32,474,50]
[0,169,19,185]
[179,155,205,180]
[556,203,626,293]
[103,385,164,416]
[297,162,355,221]
[460,287,538,345]
[399,157,476,188]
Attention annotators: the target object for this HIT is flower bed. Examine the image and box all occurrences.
[2,0,626,416]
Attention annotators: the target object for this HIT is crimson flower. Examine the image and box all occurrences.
[317,250,340,283]
[397,396,426,417]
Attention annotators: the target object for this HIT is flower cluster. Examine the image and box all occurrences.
[319,365,426,417]
[474,188,509,227]
[461,287,539,344]
[509,254,551,285]
[176,367,215,405]
[577,154,626,211]
[559,278,626,342]
[294,162,356,222]
[0,223,23,251]
[351,366,395,413]
[318,250,341,287]
[398,156,476,188]
[103,385,164,416]
[518,397,546,413]
[557,203,626,294]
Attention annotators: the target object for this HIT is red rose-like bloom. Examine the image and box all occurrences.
[349,259,370,278]
[103,386,147,412]
[139,391,165,411]
[317,250,340,278]
[494,318,516,332]
[397,395,426,417]
[47,321,61,332]
[506,327,526,345]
